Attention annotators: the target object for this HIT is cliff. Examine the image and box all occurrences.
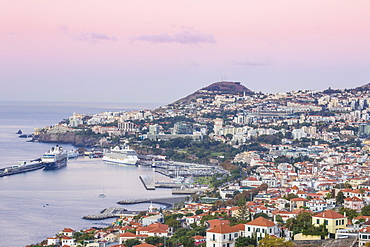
[33,132,100,147]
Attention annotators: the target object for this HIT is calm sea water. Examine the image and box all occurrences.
[0,101,174,247]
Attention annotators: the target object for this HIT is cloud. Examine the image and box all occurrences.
[75,32,116,44]
[132,30,216,44]
[233,56,273,67]
[58,25,116,44]
[58,25,69,34]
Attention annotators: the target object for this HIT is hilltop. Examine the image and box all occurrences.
[172,81,254,105]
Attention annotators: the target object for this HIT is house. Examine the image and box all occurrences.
[359,226,370,246]
[141,214,164,226]
[104,233,118,243]
[206,219,230,229]
[119,231,137,244]
[290,198,308,210]
[245,217,278,241]
[46,237,60,246]
[312,210,347,237]
[61,235,76,246]
[206,223,239,247]
[185,215,201,226]
[344,196,364,213]
[136,222,170,237]
[191,235,206,246]
[60,228,75,237]
[306,199,328,212]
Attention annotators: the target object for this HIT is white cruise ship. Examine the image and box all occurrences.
[102,145,139,165]
[42,145,68,169]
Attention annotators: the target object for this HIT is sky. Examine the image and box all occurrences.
[1,1,370,104]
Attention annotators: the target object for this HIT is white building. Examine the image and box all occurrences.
[206,224,239,247]
[245,217,279,242]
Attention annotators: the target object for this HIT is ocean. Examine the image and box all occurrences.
[0,101,174,247]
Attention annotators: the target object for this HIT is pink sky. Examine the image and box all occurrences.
[1,0,370,103]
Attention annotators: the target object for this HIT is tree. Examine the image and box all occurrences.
[195,209,204,215]
[145,236,163,245]
[125,238,141,247]
[286,211,313,236]
[336,191,345,205]
[235,236,257,247]
[339,207,358,220]
[259,235,294,247]
[283,193,298,201]
[362,205,370,216]
[254,213,270,220]
[236,197,249,221]
[325,192,332,199]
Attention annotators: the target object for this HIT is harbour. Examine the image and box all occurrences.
[0,101,167,247]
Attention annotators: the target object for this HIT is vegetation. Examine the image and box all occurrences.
[259,235,294,247]
[362,205,370,216]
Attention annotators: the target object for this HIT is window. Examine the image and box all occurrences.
[342,219,344,225]
[262,229,265,233]
[270,228,272,233]
[212,234,215,241]
[316,219,320,224]
[257,228,260,232]
[234,233,238,237]
[324,220,328,225]
[336,220,338,225]
[248,227,250,232]
[223,234,226,239]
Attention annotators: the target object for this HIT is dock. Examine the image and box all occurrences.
[117,196,188,209]
[139,175,155,190]
[83,207,142,220]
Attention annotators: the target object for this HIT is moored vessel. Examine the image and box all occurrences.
[102,145,138,165]
[42,145,68,170]
[0,160,45,177]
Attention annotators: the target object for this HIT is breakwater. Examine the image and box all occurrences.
[83,207,142,220]
[117,196,188,209]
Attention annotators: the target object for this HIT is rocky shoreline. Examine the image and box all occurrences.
[32,132,100,147]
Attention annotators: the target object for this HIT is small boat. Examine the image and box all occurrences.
[99,188,106,198]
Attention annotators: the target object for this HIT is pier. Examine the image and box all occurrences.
[139,175,155,190]
[83,207,142,220]
[117,196,188,208]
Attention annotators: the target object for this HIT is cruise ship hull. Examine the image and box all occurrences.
[43,157,67,170]
[102,145,139,165]
[42,145,68,170]
[102,156,138,165]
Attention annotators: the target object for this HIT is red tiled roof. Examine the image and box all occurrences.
[313,210,345,219]
[207,224,238,234]
[246,217,275,227]
[120,232,136,237]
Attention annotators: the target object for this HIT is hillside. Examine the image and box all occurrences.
[172,81,254,105]
[353,82,370,92]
